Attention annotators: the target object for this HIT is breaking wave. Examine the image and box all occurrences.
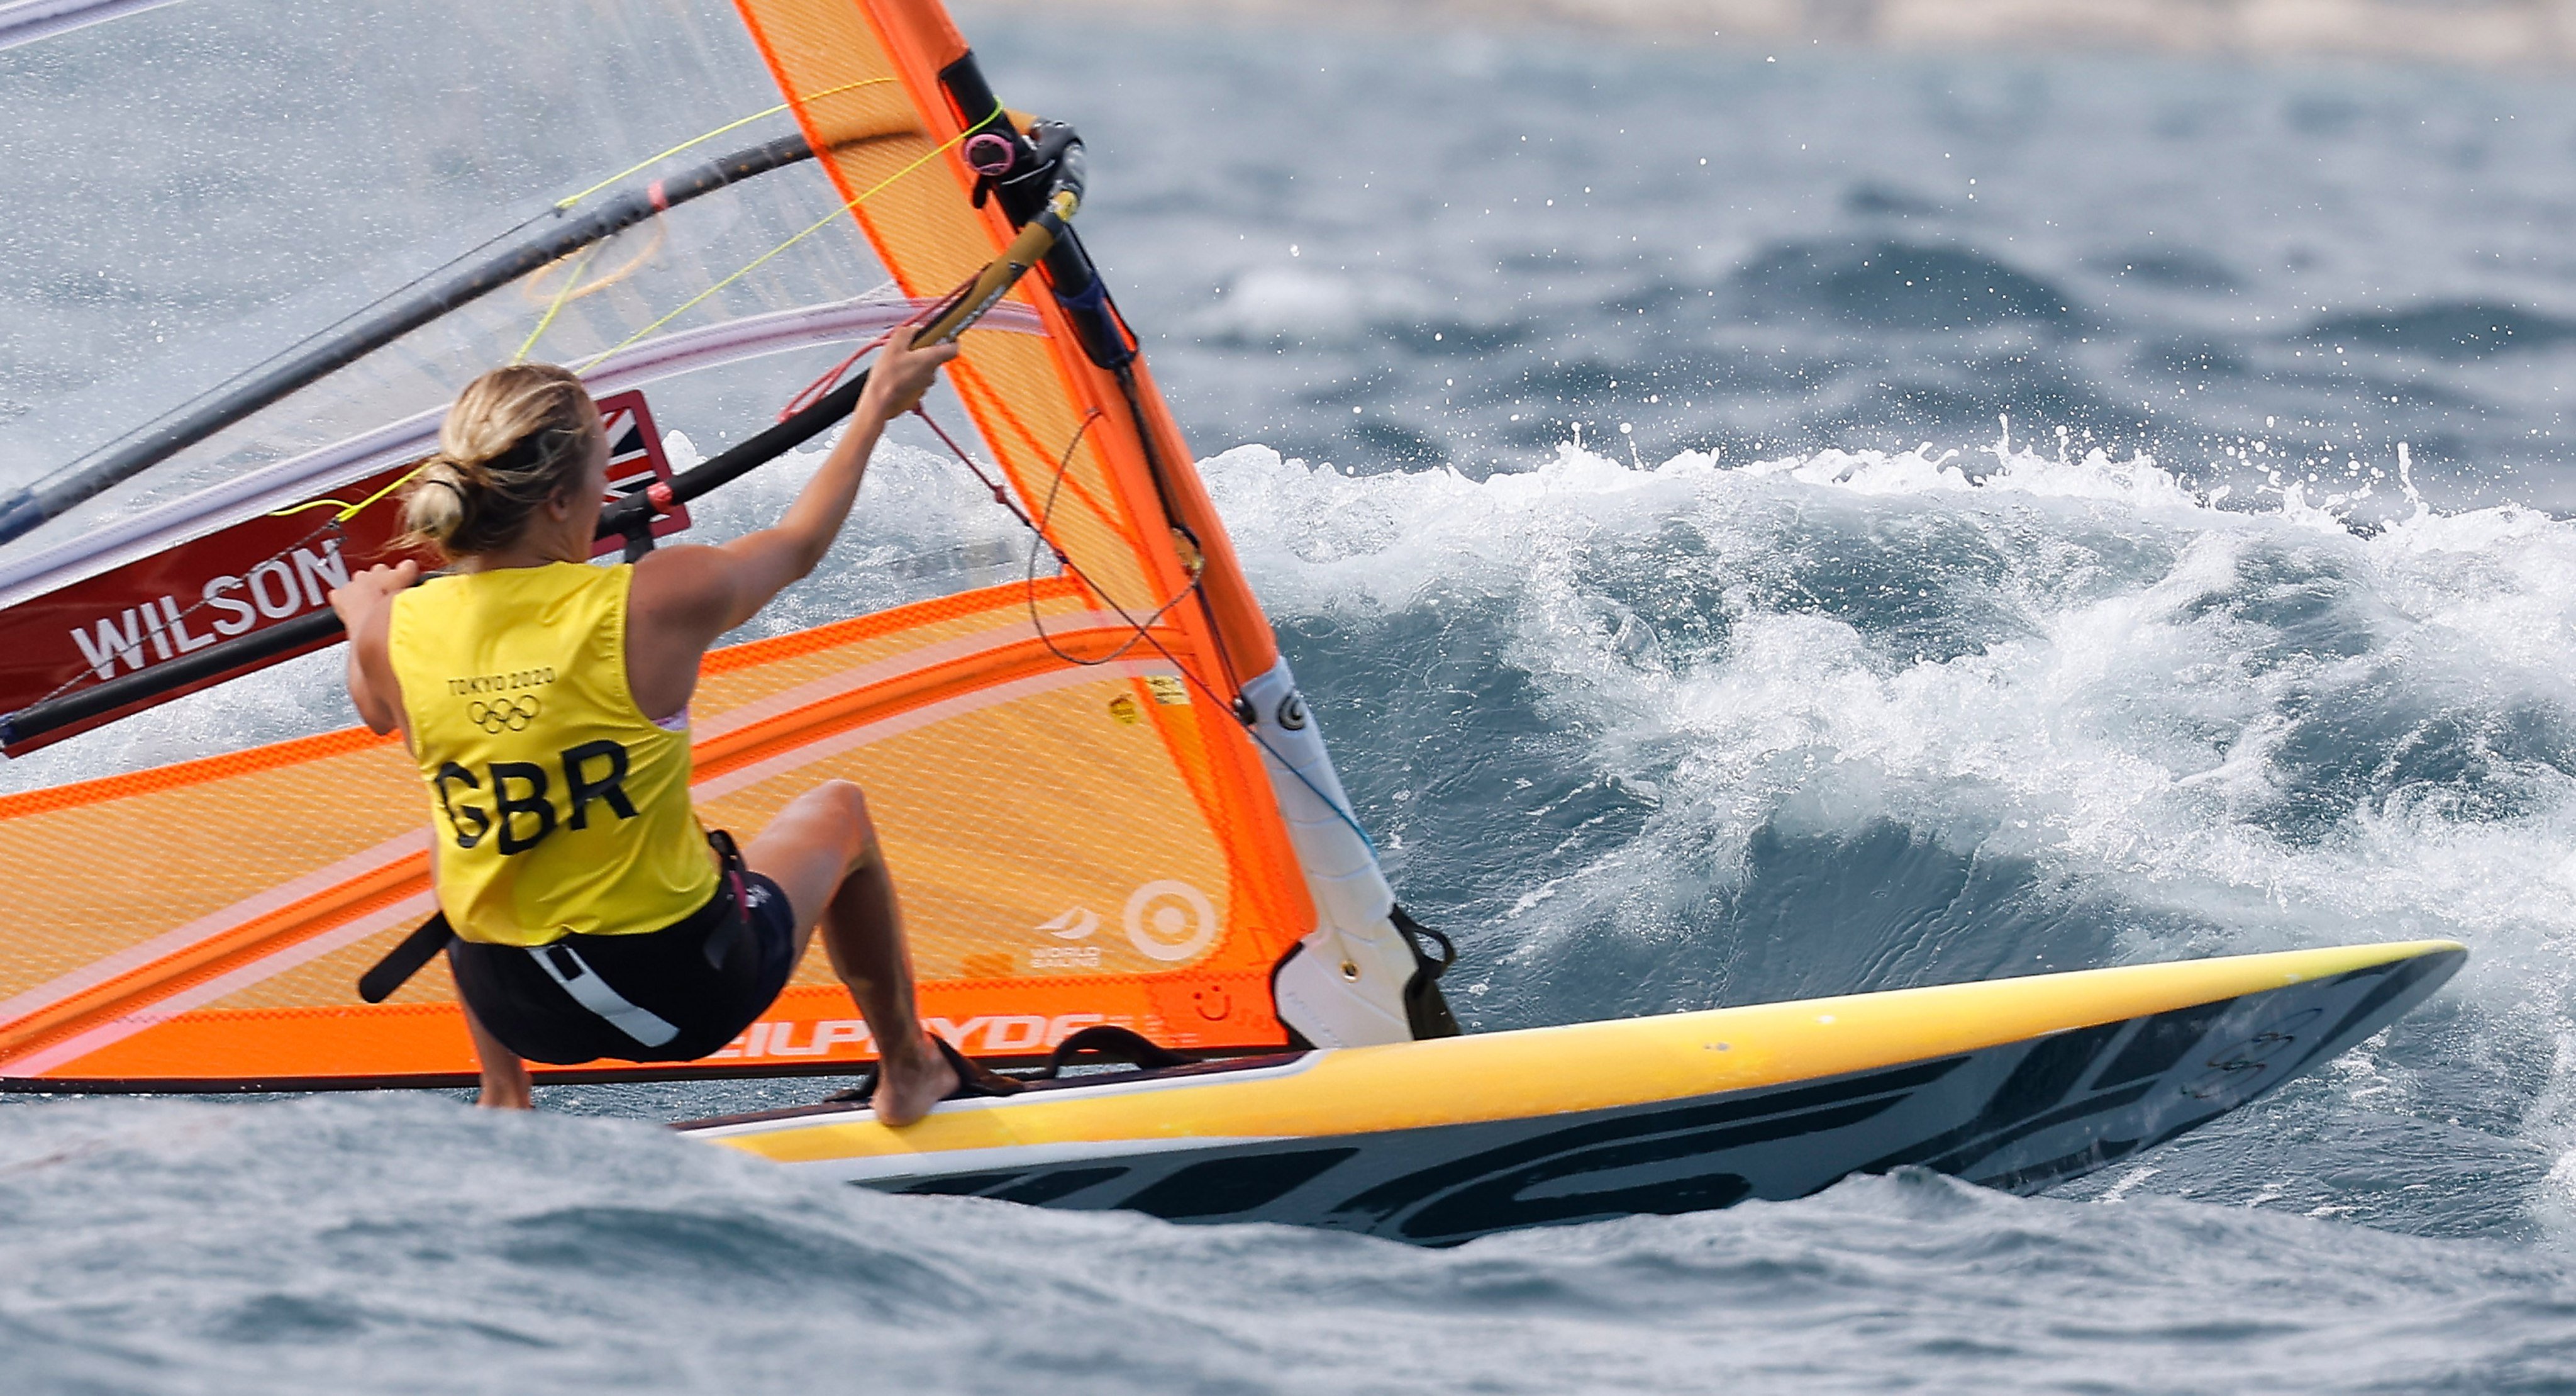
[1201,435,2576,1236]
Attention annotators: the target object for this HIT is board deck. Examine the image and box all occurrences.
[680,940,2465,1244]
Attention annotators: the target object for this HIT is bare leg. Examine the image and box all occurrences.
[745,780,955,1125]
[462,1002,533,1110]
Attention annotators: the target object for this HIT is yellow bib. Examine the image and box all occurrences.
[387,561,716,946]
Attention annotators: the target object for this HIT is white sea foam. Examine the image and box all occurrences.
[1232,434,2576,924]
[1204,436,2576,1210]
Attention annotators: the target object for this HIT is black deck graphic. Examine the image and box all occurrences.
[1331,1057,1966,1227]
[2315,956,2433,1053]
[1123,1149,1358,1219]
[2092,998,2239,1089]
[1859,1021,2129,1176]
[991,1168,1130,1205]
[802,948,2466,1246]
[899,1171,1024,1197]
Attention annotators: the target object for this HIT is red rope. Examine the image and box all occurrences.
[776,334,888,422]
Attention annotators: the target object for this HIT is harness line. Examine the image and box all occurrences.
[38,99,837,502]
[576,102,1002,374]
[550,79,891,211]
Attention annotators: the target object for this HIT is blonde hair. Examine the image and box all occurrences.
[396,364,603,561]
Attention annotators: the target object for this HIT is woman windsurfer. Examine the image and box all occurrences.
[329,331,979,1122]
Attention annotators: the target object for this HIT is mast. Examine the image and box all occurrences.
[779,0,1445,1046]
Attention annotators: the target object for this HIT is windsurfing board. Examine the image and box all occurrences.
[680,939,2463,1245]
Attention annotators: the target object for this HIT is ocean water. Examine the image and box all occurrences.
[10,6,2576,1392]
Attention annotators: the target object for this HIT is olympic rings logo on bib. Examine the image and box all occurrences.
[1122,879,1217,962]
[468,695,542,734]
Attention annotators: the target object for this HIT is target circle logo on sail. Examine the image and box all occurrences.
[1123,879,1217,962]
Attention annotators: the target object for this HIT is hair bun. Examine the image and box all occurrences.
[392,365,600,562]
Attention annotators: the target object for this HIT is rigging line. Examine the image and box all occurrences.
[574,101,1002,374]
[1147,623,1379,855]
[267,460,427,523]
[50,84,841,486]
[35,211,549,493]
[1079,569,1377,853]
[915,404,1379,852]
[1018,410,1202,667]
[518,216,667,308]
[916,405,1189,667]
[780,328,896,422]
[551,79,889,211]
[1022,411,1190,664]
[771,281,905,422]
[511,244,601,363]
[7,131,824,546]
[1017,411,1379,852]
[33,79,804,493]
[1111,364,1245,705]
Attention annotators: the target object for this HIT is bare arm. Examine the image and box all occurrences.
[625,329,958,720]
[328,559,419,737]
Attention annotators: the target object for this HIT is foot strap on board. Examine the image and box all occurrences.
[1035,1024,1187,1078]
[824,1032,1027,1108]
[357,913,457,1004]
[1392,905,1462,1039]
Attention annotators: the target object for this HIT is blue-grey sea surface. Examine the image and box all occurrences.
[7,4,2576,1391]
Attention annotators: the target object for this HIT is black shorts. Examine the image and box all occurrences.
[447,860,799,1066]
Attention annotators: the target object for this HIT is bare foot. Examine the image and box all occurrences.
[872,1030,958,1127]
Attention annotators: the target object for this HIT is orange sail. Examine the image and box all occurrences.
[1,576,1309,1086]
[0,0,1435,1091]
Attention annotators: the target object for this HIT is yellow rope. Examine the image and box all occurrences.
[552,79,893,211]
[525,82,910,366]
[512,243,599,363]
[575,106,998,374]
[271,86,987,521]
[268,461,428,523]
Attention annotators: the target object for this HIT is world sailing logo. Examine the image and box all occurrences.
[1038,907,1101,939]
[1030,881,1218,964]
[1033,905,1104,969]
